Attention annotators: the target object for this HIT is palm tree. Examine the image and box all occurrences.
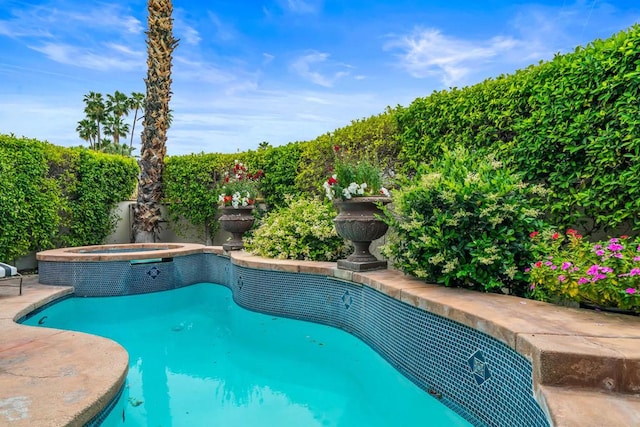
[105,91,130,145]
[76,118,98,149]
[128,91,145,152]
[132,0,178,243]
[103,115,130,147]
[83,92,105,149]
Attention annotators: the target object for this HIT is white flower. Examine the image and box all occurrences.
[347,182,359,195]
[342,188,352,199]
[380,187,390,197]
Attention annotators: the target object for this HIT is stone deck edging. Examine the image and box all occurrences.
[0,276,128,426]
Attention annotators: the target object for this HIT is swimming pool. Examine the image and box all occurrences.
[23,283,472,426]
[34,246,553,426]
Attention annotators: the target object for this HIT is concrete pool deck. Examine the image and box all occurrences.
[1,249,639,426]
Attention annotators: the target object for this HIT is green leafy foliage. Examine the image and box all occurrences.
[0,134,138,261]
[164,153,234,241]
[255,142,302,208]
[62,149,138,247]
[245,198,350,261]
[396,24,640,233]
[381,147,550,294]
[0,135,60,261]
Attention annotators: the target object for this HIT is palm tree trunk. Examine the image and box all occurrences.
[132,0,178,243]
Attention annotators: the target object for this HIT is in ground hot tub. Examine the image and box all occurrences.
[37,243,208,296]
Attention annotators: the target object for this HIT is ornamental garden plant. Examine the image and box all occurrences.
[323,145,390,201]
[218,160,263,208]
[245,197,350,261]
[381,147,550,296]
[528,230,640,313]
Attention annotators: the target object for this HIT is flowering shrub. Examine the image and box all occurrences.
[528,230,640,312]
[245,197,350,261]
[218,160,263,208]
[323,145,389,200]
[381,147,550,294]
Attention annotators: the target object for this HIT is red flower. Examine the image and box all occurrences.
[621,235,629,239]
[529,231,539,238]
[534,261,542,268]
[576,234,583,239]
[223,195,233,204]
[327,176,338,185]
[552,233,560,240]
[333,145,340,152]
[566,229,578,236]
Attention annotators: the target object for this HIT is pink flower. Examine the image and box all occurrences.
[578,277,589,285]
[633,256,640,262]
[586,264,601,275]
[595,249,605,256]
[600,266,613,274]
[561,262,572,270]
[626,288,637,295]
[524,268,531,272]
[608,243,624,251]
[558,275,566,282]
[610,238,619,243]
[629,268,640,276]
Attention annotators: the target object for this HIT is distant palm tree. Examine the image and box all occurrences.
[132,0,178,243]
[103,115,130,147]
[128,91,145,151]
[76,118,98,149]
[83,92,105,149]
[105,91,131,145]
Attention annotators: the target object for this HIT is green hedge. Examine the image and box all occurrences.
[164,152,236,241]
[396,24,640,233]
[0,134,138,261]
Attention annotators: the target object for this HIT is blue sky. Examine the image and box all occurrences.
[1,0,638,156]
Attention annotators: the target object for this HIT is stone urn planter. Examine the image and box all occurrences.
[219,206,255,251]
[333,196,392,271]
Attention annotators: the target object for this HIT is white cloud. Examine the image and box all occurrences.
[29,42,144,71]
[291,52,351,87]
[278,0,321,14]
[207,12,237,41]
[384,27,518,86]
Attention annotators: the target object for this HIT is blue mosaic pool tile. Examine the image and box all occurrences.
[39,254,549,427]
[228,264,549,427]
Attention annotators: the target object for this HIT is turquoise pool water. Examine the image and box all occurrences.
[23,283,472,426]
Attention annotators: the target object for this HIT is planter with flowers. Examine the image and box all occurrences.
[218,161,263,251]
[323,146,391,271]
[528,229,640,315]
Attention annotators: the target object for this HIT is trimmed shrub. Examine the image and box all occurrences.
[381,147,550,295]
[0,135,60,261]
[245,198,350,261]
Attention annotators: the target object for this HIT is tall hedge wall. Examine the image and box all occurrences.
[0,134,138,262]
[396,24,640,232]
[165,25,639,236]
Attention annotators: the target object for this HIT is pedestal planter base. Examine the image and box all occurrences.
[219,206,255,251]
[337,259,387,272]
[333,196,391,272]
